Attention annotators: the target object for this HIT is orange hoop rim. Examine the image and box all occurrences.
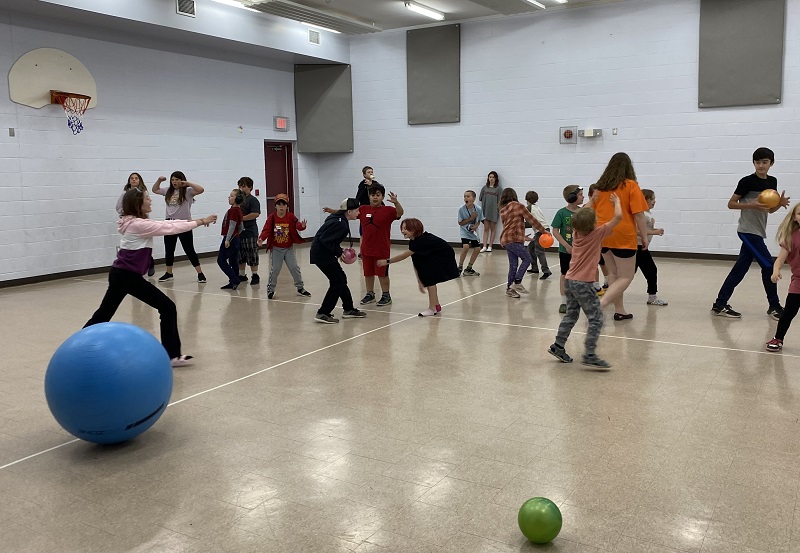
[50,90,91,114]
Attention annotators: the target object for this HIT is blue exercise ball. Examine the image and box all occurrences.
[45,322,173,444]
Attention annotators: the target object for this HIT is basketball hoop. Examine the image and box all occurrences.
[50,90,91,134]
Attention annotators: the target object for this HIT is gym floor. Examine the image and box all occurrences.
[1,246,799,552]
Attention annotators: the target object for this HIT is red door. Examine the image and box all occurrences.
[263,141,294,214]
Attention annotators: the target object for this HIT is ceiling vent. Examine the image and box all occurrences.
[308,29,321,45]
[177,0,196,17]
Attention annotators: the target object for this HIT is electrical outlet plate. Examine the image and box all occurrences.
[578,129,603,138]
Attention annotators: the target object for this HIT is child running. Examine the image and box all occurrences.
[84,188,216,366]
[767,203,800,351]
[377,218,460,317]
[548,194,622,368]
[499,188,546,298]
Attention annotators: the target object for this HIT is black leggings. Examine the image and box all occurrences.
[635,245,658,295]
[316,262,355,316]
[776,293,800,340]
[84,267,181,359]
[164,230,200,267]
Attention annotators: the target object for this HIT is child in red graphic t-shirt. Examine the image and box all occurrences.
[258,193,310,300]
[357,183,404,307]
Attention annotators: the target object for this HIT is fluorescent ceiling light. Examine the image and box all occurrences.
[553,0,568,3]
[211,0,259,12]
[302,22,342,34]
[523,0,546,8]
[405,1,445,21]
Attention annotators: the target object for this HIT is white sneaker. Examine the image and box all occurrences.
[479,246,487,253]
[647,297,668,306]
[487,246,493,252]
[512,283,529,294]
[170,355,194,367]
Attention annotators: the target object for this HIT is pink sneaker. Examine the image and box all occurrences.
[170,355,194,367]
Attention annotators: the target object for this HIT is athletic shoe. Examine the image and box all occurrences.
[250,274,260,285]
[479,247,487,253]
[418,308,436,317]
[548,344,573,363]
[360,292,376,305]
[487,247,493,252]
[558,303,566,314]
[511,283,529,294]
[527,268,540,274]
[602,283,609,290]
[613,313,634,321]
[158,272,173,282]
[197,273,207,283]
[148,264,156,277]
[297,288,312,297]
[435,304,442,313]
[540,272,552,280]
[711,304,741,318]
[239,274,248,282]
[596,287,605,297]
[267,291,275,299]
[506,287,521,298]
[342,309,367,318]
[376,293,392,307]
[768,306,784,321]
[457,266,463,277]
[581,355,611,369]
[315,313,339,324]
[463,268,480,276]
[766,338,783,352]
[170,355,193,367]
[220,283,238,290]
[647,297,668,306]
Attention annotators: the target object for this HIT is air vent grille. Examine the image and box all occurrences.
[177,0,196,17]
[249,0,380,35]
[308,29,321,45]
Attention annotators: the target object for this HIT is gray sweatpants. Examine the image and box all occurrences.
[268,247,304,292]
[555,279,603,356]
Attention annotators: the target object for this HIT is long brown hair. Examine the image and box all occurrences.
[499,187,518,207]
[595,153,637,191]
[125,173,146,192]
[121,188,148,218]
[165,170,188,204]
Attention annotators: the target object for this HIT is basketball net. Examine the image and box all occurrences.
[51,91,90,135]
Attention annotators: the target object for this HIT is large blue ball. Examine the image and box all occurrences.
[45,322,173,444]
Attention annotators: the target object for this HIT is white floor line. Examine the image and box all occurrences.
[0,439,79,471]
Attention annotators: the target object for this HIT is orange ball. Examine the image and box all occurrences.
[758,189,780,209]
[539,233,554,248]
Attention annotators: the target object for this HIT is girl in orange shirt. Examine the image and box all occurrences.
[588,153,649,320]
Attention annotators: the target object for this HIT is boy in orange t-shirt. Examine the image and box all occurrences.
[549,195,622,369]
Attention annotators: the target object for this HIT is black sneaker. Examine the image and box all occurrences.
[463,268,480,276]
[197,272,206,283]
[361,292,376,305]
[250,274,260,285]
[220,283,238,290]
[711,304,741,318]
[158,272,173,282]
[581,355,611,369]
[148,264,156,277]
[768,306,784,321]
[239,274,248,282]
[527,268,539,274]
[548,344,573,363]
[267,291,275,299]
[342,308,367,318]
[540,272,552,280]
[376,293,392,307]
[297,288,312,297]
[457,266,463,277]
[315,313,339,324]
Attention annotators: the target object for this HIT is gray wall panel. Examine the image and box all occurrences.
[699,0,785,108]
[294,64,354,153]
[407,25,460,125]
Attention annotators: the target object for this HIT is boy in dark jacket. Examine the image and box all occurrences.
[311,198,367,324]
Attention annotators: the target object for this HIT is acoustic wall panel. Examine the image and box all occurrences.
[294,64,354,153]
[407,25,460,125]
[698,0,785,108]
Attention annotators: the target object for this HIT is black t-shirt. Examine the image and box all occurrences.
[240,194,261,236]
[356,179,381,206]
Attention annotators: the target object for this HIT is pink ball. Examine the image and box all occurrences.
[342,248,357,264]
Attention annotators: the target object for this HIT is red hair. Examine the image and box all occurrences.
[401,218,424,237]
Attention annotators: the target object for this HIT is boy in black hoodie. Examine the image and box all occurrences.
[311,198,368,323]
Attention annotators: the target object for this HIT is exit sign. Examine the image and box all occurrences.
[273,116,289,132]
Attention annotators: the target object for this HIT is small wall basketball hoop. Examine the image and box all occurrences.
[51,90,91,134]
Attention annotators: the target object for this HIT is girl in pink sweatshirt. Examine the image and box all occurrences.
[84,188,217,367]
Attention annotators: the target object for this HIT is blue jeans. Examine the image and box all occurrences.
[217,236,241,286]
[714,232,780,309]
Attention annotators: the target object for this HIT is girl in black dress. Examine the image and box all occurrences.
[377,218,460,317]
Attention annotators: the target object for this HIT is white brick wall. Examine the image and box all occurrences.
[322,0,800,256]
[0,22,309,281]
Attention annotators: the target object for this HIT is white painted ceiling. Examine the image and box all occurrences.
[245,0,628,34]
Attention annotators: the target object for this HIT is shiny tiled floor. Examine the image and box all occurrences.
[2,246,800,552]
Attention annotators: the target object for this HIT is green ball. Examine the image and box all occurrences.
[518,497,562,544]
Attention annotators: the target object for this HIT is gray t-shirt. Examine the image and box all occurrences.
[734,173,777,238]
[154,186,196,220]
